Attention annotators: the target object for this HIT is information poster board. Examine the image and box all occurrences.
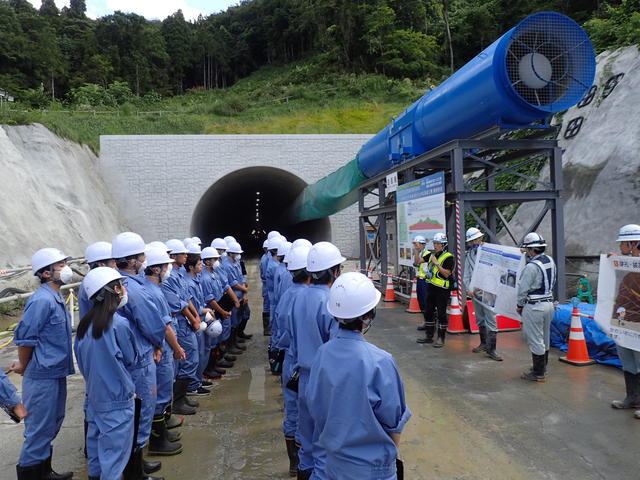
[468,243,525,320]
[396,172,446,267]
[595,254,640,352]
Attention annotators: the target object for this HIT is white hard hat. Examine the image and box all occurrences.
[112,232,146,259]
[466,227,483,242]
[85,242,112,264]
[277,241,292,257]
[182,237,193,247]
[616,224,640,242]
[327,272,381,320]
[262,240,269,248]
[433,232,448,244]
[412,235,426,244]
[206,319,223,338]
[307,242,346,273]
[521,232,547,248]
[267,231,280,239]
[291,239,312,249]
[146,248,175,267]
[192,236,202,245]
[83,267,125,299]
[266,236,285,250]
[185,242,202,255]
[31,248,70,275]
[211,238,228,250]
[286,245,311,271]
[201,247,221,260]
[223,236,237,245]
[227,241,244,254]
[148,241,170,252]
[166,239,189,254]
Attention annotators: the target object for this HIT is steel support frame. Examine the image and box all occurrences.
[357,137,566,302]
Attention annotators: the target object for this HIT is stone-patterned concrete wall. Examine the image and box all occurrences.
[98,134,372,257]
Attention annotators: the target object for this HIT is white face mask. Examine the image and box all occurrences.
[237,254,242,261]
[58,265,73,285]
[140,260,148,272]
[161,264,172,281]
[117,292,128,309]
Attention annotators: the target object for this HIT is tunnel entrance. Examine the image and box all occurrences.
[191,167,331,256]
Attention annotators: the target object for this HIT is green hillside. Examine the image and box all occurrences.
[1,63,426,152]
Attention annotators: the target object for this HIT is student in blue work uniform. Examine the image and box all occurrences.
[211,238,241,349]
[74,267,139,480]
[289,241,345,480]
[162,239,201,416]
[184,243,214,397]
[112,232,168,478]
[306,272,411,480]
[265,236,286,331]
[200,247,232,378]
[225,241,249,352]
[260,236,275,335]
[13,248,75,480]
[79,241,116,318]
[0,370,27,421]
[272,241,293,314]
[143,248,186,456]
[273,244,311,477]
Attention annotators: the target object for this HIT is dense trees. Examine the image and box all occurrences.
[0,0,632,104]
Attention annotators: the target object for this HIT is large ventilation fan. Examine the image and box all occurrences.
[505,12,594,112]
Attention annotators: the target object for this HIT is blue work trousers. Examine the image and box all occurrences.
[155,347,174,415]
[262,287,270,313]
[86,403,134,480]
[416,278,428,312]
[281,355,298,439]
[297,373,324,473]
[190,330,207,391]
[130,361,157,450]
[176,320,199,384]
[19,377,67,466]
[221,313,232,342]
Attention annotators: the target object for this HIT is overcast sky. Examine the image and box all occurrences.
[27,0,240,20]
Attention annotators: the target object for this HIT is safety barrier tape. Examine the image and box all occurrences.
[358,268,415,283]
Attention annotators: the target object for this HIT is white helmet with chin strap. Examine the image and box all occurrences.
[267,231,280,239]
[211,238,228,250]
[307,242,346,273]
[83,267,125,299]
[616,224,640,242]
[326,272,381,321]
[465,227,483,242]
[85,242,113,264]
[166,239,189,255]
[112,232,146,259]
[286,245,311,271]
[521,232,547,248]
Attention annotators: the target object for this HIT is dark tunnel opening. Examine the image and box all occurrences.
[191,167,331,256]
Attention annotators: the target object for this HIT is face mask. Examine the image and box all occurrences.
[57,265,73,285]
[237,254,242,261]
[117,292,128,309]
[222,251,227,257]
[140,260,148,271]
[362,314,375,335]
[213,260,221,269]
[161,266,171,282]
[472,244,480,249]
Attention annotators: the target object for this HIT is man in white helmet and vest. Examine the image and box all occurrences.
[464,227,502,361]
[412,235,430,331]
[306,272,411,480]
[609,224,640,418]
[517,232,556,382]
[416,233,455,348]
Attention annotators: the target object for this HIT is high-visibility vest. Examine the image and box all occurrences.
[417,250,431,279]
[527,254,556,301]
[427,251,453,289]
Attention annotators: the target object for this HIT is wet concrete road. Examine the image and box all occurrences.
[1,261,638,479]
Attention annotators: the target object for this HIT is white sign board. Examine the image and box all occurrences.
[468,243,526,320]
[396,172,446,267]
[386,172,398,193]
[594,254,640,352]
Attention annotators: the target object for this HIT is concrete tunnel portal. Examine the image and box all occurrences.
[191,166,331,255]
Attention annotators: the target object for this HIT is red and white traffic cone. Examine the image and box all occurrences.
[447,290,466,333]
[559,304,595,366]
[406,279,421,313]
[383,276,396,302]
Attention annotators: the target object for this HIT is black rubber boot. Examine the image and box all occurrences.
[226,338,244,355]
[433,327,446,348]
[224,353,237,362]
[143,460,161,475]
[124,448,164,480]
[83,418,88,458]
[472,326,487,353]
[42,448,73,480]
[263,312,271,336]
[416,324,435,344]
[485,330,503,361]
[16,463,42,480]
[88,477,99,480]
[297,469,312,480]
[164,406,184,430]
[166,427,181,443]
[612,371,640,409]
[232,329,247,351]
[521,354,546,382]
[172,378,197,415]
[285,437,299,477]
[238,314,253,339]
[148,415,183,456]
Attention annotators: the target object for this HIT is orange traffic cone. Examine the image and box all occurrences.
[559,304,595,366]
[406,279,421,313]
[447,291,466,333]
[367,269,373,280]
[383,276,396,302]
